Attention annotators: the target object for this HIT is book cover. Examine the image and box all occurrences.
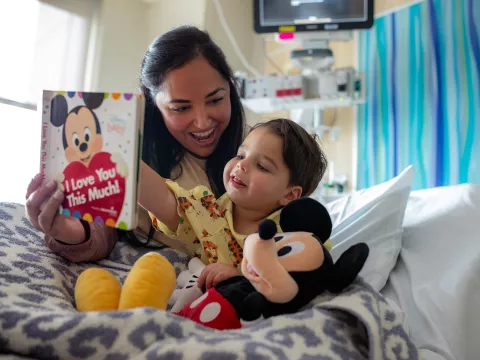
[40,91,144,230]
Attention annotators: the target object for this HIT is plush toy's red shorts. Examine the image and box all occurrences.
[173,288,241,330]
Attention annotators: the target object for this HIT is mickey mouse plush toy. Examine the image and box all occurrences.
[173,197,369,328]
[75,197,369,330]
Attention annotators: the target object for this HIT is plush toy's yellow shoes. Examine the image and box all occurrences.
[119,252,176,310]
[75,268,122,312]
[74,252,177,313]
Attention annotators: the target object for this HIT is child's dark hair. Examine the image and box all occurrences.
[250,119,327,197]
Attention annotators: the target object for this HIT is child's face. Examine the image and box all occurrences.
[223,127,301,213]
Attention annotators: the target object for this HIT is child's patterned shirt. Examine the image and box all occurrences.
[149,180,282,267]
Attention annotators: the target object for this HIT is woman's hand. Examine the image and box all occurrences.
[25,173,86,244]
[197,262,242,290]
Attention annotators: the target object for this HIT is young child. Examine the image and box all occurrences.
[139,118,329,289]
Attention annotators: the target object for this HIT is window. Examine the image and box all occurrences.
[0,0,99,203]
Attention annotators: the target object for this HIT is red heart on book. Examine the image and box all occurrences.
[61,151,126,228]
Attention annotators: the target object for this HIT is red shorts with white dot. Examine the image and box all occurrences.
[173,288,241,330]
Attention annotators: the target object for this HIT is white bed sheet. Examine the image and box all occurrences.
[381,184,480,360]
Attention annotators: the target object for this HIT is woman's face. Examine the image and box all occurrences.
[155,56,232,158]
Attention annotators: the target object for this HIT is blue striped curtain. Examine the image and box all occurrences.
[357,0,480,190]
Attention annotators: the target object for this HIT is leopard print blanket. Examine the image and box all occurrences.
[0,202,418,360]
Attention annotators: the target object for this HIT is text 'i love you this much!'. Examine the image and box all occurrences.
[40,90,145,230]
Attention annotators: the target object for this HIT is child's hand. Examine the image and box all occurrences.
[197,263,242,290]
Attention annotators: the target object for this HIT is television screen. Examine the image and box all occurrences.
[254,0,374,33]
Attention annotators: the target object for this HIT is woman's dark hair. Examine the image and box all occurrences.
[119,26,245,248]
[250,119,328,197]
[140,25,245,197]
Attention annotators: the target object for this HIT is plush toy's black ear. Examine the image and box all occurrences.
[50,95,68,127]
[280,197,332,243]
[327,243,369,293]
[82,92,105,110]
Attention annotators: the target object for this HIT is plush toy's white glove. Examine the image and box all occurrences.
[169,257,206,313]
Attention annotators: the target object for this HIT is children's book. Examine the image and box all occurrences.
[40,91,144,230]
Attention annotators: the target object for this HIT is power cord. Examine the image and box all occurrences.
[213,0,262,77]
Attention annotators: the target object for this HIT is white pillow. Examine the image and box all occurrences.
[324,165,414,291]
[381,184,480,360]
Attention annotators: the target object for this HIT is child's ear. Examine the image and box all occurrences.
[279,186,302,206]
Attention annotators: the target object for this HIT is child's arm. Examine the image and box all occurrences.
[138,161,179,231]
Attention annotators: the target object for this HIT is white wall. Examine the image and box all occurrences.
[90,0,150,92]
[375,0,421,15]
[147,0,206,43]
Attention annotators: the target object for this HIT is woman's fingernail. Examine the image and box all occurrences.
[53,190,64,200]
[46,180,56,189]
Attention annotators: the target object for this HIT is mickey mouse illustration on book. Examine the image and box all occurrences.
[50,93,105,167]
[49,92,130,228]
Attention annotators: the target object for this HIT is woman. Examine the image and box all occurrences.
[25,25,246,262]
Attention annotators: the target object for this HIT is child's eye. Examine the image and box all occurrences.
[235,154,244,159]
[171,106,189,113]
[257,164,269,172]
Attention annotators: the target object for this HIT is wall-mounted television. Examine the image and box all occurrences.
[253,0,374,34]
